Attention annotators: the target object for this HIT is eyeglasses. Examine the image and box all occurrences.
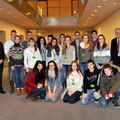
[49,65,55,67]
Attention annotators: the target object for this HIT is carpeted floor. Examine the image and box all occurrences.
[0,87,120,120]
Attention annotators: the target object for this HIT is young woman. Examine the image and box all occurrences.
[81,60,101,105]
[46,38,61,69]
[9,35,25,96]
[93,34,111,70]
[45,60,62,102]
[59,33,65,49]
[24,38,42,79]
[37,36,46,68]
[63,60,83,104]
[61,36,75,88]
[78,34,93,74]
[25,60,46,101]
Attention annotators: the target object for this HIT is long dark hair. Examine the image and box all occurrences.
[97,34,107,50]
[37,36,46,51]
[47,38,60,52]
[67,60,82,77]
[46,60,59,79]
[33,60,44,76]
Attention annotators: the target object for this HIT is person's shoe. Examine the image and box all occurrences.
[112,101,120,108]
[16,89,21,96]
[0,90,6,94]
[21,89,26,95]
[10,86,14,94]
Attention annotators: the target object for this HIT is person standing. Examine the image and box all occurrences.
[24,38,42,80]
[9,35,25,96]
[72,31,81,60]
[111,28,120,67]
[91,30,98,48]
[0,41,6,94]
[4,30,16,94]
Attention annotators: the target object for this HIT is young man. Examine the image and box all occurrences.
[4,30,17,94]
[100,64,120,108]
[91,30,98,48]
[0,41,6,94]
[22,31,33,49]
[72,31,81,60]
[81,59,100,104]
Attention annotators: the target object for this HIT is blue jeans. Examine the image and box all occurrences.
[81,89,101,104]
[31,87,46,99]
[8,62,14,86]
[79,62,87,74]
[14,66,24,88]
[100,89,120,107]
[61,65,70,83]
[63,91,81,104]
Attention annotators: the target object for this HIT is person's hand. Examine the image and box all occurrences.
[37,84,43,89]
[105,95,109,100]
[23,66,26,70]
[68,90,72,96]
[93,92,99,98]
[48,92,53,98]
[109,93,113,98]
[98,66,101,69]
[82,93,88,100]
[60,66,62,71]
[11,66,15,71]
[0,60,3,64]
[26,68,29,73]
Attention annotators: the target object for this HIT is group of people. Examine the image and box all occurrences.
[0,28,120,108]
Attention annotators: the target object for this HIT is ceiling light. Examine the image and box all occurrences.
[25,12,31,16]
[0,8,4,10]
[7,0,14,2]
[7,12,10,14]
[103,0,107,1]
[14,16,17,18]
[88,17,91,19]
[113,2,117,5]
[94,10,98,12]
[91,14,94,16]
[74,11,77,14]
[97,6,101,8]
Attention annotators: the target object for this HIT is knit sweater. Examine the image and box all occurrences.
[78,42,93,63]
[67,72,83,92]
[8,44,24,66]
[83,67,100,93]
[93,45,111,67]
[62,45,75,65]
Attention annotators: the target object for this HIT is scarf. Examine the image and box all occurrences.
[47,46,59,57]
[48,69,55,78]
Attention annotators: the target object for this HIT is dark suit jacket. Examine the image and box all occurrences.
[72,40,80,60]
[111,37,120,66]
[0,42,5,63]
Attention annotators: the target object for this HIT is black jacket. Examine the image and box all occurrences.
[83,67,100,93]
[72,40,80,60]
[111,37,120,66]
[0,42,5,64]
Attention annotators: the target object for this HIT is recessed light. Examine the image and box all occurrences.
[91,14,94,16]
[86,20,89,22]
[113,2,117,5]
[0,8,4,10]
[88,17,91,19]
[7,12,10,14]
[7,0,14,2]
[103,0,107,1]
[94,10,98,12]
[14,16,17,18]
[97,5,101,8]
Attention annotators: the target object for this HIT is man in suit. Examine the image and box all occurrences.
[111,28,120,67]
[72,31,81,60]
[0,41,6,94]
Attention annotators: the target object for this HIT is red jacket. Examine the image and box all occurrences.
[25,70,44,96]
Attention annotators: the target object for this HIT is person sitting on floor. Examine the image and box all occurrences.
[81,59,101,105]
[25,60,46,101]
[100,64,120,108]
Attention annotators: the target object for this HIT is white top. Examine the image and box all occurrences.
[4,39,14,54]
[67,71,83,92]
[24,47,42,69]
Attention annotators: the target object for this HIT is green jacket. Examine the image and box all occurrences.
[100,69,120,96]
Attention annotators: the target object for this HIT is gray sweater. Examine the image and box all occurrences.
[78,47,93,63]
[62,45,75,65]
